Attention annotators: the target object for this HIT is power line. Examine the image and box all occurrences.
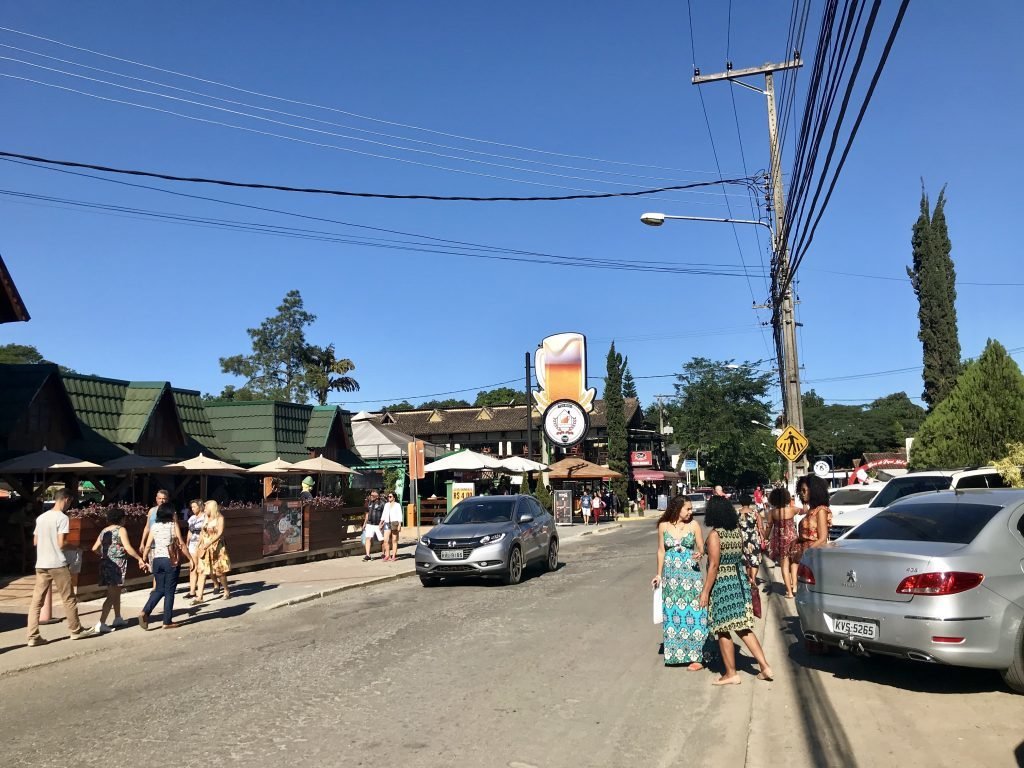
[329,377,521,406]
[0,149,758,203]
[0,24,723,176]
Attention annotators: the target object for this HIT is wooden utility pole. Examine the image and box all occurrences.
[692,57,807,482]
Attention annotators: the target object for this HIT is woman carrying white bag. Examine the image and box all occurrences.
[651,496,708,670]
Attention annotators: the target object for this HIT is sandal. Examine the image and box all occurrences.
[687,663,704,671]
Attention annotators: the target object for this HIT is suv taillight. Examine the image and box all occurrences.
[797,564,815,585]
[896,572,984,595]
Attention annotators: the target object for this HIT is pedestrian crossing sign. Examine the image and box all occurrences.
[775,425,809,462]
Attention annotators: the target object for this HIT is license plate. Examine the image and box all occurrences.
[439,549,464,560]
[833,617,879,639]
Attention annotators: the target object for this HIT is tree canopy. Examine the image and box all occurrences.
[802,390,925,467]
[909,339,1024,469]
[621,358,638,400]
[0,343,76,372]
[664,358,775,486]
[219,290,359,405]
[473,387,527,407]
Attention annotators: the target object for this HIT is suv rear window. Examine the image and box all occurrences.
[829,488,878,505]
[870,476,952,508]
[845,501,1003,544]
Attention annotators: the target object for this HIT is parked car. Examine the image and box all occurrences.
[415,495,558,587]
[795,488,1024,693]
[827,467,1009,540]
[685,493,707,515]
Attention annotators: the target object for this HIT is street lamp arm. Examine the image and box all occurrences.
[641,212,773,231]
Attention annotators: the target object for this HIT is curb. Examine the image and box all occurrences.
[263,569,419,610]
[581,523,623,536]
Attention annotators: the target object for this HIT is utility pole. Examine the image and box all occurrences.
[692,57,807,483]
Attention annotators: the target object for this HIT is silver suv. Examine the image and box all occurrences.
[415,495,559,587]
[830,467,1010,539]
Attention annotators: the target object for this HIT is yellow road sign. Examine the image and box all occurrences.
[775,425,809,462]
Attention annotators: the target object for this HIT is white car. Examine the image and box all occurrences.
[828,468,1009,540]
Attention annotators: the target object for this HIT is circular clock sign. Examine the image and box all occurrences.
[542,399,589,448]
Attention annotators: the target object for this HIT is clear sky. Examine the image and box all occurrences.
[1,1,1020,415]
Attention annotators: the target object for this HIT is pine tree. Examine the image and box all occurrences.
[909,340,1024,469]
[605,342,629,503]
[908,185,961,409]
[622,357,638,400]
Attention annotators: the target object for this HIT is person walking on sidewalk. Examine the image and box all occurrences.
[652,495,707,670]
[580,490,592,526]
[737,494,766,587]
[90,507,146,633]
[362,491,385,561]
[699,496,774,685]
[139,504,193,630]
[766,487,798,598]
[381,492,403,561]
[194,500,231,604]
[26,489,94,646]
[185,499,205,599]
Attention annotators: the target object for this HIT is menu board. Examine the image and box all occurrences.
[554,489,574,526]
[263,501,304,556]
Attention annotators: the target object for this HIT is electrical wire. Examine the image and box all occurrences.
[328,377,522,406]
[0,24,723,176]
[0,149,758,203]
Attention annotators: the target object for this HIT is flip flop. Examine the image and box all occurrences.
[712,676,742,686]
[757,669,775,681]
[687,663,704,671]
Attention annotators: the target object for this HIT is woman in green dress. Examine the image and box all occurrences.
[652,496,707,669]
[699,496,774,685]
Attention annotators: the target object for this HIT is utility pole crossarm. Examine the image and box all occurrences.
[692,58,803,84]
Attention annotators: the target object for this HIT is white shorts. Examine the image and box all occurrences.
[363,525,384,542]
[582,508,592,518]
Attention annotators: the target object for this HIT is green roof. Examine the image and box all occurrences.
[305,405,340,449]
[62,373,128,442]
[206,401,314,466]
[171,388,233,461]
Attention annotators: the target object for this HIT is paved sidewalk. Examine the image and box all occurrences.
[0,521,616,675]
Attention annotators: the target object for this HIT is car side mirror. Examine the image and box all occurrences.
[518,513,535,524]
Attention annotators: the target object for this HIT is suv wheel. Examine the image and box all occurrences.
[419,575,440,588]
[502,546,523,586]
[543,538,559,572]
[1001,618,1024,694]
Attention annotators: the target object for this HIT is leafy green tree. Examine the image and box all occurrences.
[419,399,471,409]
[474,387,527,407]
[202,384,258,404]
[621,358,638,400]
[0,343,44,364]
[802,390,925,467]
[910,340,1024,469]
[667,358,775,486]
[380,400,416,412]
[220,290,316,403]
[908,185,961,409]
[533,480,553,511]
[305,343,360,406]
[604,342,629,503]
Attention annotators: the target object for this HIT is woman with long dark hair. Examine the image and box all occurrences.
[699,496,773,685]
[90,507,146,633]
[792,474,832,564]
[138,504,193,630]
[766,486,798,598]
[651,495,707,669]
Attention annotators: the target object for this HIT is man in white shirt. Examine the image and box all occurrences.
[27,489,92,645]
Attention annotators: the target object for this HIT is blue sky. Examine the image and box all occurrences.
[1,1,1020,415]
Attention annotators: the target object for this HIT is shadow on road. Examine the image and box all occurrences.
[431,562,568,589]
[780,614,1012,695]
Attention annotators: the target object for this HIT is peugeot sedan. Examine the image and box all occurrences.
[416,495,558,587]
[795,489,1024,693]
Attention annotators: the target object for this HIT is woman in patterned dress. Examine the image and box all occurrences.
[652,496,708,670]
[699,496,774,685]
[194,500,232,604]
[90,508,146,633]
[791,474,832,564]
[737,493,766,585]
[766,486,798,597]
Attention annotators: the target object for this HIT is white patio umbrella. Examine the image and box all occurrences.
[246,457,300,474]
[423,448,503,473]
[0,447,102,473]
[497,456,549,473]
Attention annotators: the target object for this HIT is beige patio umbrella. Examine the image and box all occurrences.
[290,455,357,474]
[546,457,623,480]
[246,457,299,474]
[102,454,173,472]
[168,453,245,499]
[0,447,102,473]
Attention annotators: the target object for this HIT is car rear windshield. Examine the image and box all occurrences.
[844,501,1003,544]
[829,488,878,505]
[870,476,952,508]
[443,499,515,525]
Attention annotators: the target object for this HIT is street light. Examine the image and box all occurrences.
[640,212,773,231]
[751,419,773,429]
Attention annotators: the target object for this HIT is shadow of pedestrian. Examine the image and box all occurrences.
[1013,740,1023,766]
[177,602,253,626]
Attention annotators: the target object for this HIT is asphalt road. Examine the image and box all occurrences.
[3,521,1024,767]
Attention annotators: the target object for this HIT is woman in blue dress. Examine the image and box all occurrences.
[652,495,708,670]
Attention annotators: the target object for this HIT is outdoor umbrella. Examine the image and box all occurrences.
[423,448,503,473]
[546,457,623,480]
[498,456,550,473]
[290,455,357,474]
[0,448,102,473]
[168,453,245,499]
[246,457,300,474]
[101,454,174,504]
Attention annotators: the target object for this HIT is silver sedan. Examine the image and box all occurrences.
[795,488,1024,693]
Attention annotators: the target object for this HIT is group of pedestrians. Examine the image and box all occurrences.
[653,473,834,684]
[579,487,616,525]
[26,488,233,646]
[361,489,404,561]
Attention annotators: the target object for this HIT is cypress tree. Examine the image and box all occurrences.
[622,358,638,400]
[604,342,629,504]
[907,185,961,409]
[909,340,1024,469]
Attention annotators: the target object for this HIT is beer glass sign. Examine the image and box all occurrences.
[533,332,596,413]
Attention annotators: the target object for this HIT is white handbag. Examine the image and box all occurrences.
[652,586,663,624]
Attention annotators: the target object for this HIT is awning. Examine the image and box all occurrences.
[632,469,679,482]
